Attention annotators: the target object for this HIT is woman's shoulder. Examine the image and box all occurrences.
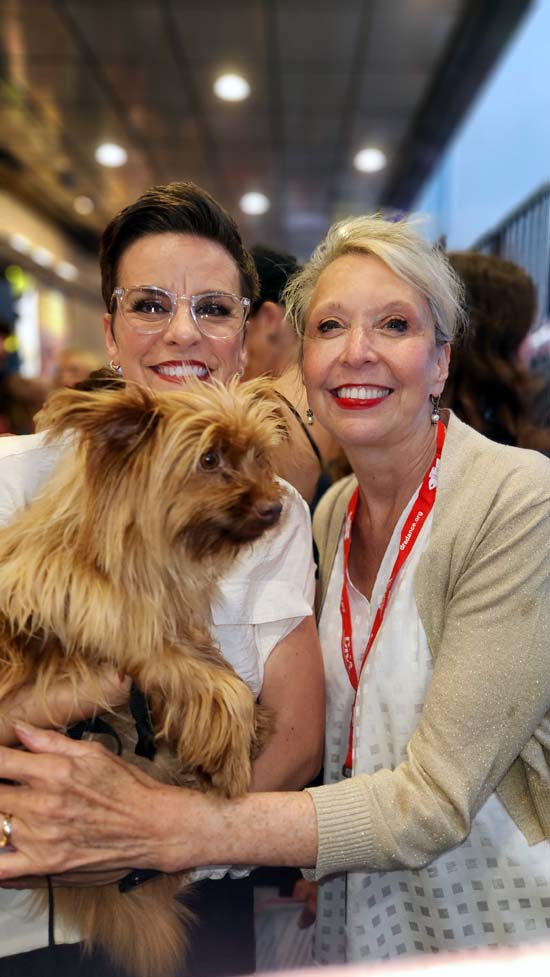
[444,411,550,504]
[0,429,48,458]
[312,474,357,543]
[0,430,71,527]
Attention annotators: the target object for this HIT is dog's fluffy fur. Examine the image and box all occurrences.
[0,377,288,977]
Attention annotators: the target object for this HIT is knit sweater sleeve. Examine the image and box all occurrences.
[306,446,550,880]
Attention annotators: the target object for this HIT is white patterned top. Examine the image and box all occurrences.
[316,490,550,964]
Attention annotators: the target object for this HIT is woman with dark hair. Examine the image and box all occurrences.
[0,182,324,977]
[443,250,550,453]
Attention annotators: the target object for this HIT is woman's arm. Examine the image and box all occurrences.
[0,670,131,746]
[251,614,324,791]
[0,725,318,881]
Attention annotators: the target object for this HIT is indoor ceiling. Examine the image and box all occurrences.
[0,0,532,261]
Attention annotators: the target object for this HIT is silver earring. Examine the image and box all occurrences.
[109,360,123,377]
[430,394,441,424]
[306,408,314,426]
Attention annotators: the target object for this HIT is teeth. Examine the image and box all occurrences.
[155,364,208,378]
[335,386,390,400]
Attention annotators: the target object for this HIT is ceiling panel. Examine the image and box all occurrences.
[0,0,533,261]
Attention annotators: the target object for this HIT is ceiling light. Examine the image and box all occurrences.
[353,147,387,173]
[9,233,31,255]
[214,73,250,102]
[55,261,79,282]
[239,192,270,216]
[31,246,54,268]
[95,142,128,167]
[74,195,95,215]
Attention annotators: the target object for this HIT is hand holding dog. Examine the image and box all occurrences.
[0,721,319,888]
[0,723,195,882]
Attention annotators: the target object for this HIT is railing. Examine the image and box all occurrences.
[473,183,550,328]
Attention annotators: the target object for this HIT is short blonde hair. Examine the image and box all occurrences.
[283,214,465,346]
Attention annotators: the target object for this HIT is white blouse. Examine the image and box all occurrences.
[0,431,315,956]
[316,490,550,964]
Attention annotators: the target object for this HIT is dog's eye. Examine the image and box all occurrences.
[199,449,221,471]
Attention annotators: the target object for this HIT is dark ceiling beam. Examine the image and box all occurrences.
[380,0,534,211]
[162,0,227,200]
[53,0,158,178]
[261,0,286,242]
[323,0,375,219]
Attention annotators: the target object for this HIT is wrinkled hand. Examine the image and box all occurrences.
[0,722,178,882]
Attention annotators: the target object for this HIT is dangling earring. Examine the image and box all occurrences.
[235,367,244,380]
[430,394,441,424]
[109,360,123,377]
[306,408,314,426]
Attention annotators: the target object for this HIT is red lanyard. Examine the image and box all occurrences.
[339,420,446,775]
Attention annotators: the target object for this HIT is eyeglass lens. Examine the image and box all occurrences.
[119,287,245,337]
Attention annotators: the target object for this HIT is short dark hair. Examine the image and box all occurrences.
[99,181,259,310]
[250,244,299,313]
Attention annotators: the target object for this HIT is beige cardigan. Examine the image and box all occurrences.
[307,411,550,880]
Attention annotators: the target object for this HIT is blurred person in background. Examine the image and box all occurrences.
[245,243,346,507]
[443,251,550,453]
[0,319,47,434]
[52,347,103,389]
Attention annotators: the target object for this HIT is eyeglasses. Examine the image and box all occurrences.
[111,286,250,339]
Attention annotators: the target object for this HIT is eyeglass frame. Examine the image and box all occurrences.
[110,285,251,339]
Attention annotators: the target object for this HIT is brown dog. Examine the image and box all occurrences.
[0,377,288,977]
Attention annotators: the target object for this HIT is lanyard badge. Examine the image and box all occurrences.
[339,420,446,776]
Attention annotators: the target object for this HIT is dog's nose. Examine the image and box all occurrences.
[257,500,283,526]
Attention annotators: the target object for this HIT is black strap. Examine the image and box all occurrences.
[67,716,123,756]
[68,693,161,895]
[276,392,323,466]
[119,686,161,892]
[129,683,156,760]
[47,875,55,948]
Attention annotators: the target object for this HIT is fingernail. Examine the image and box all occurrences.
[13,721,37,738]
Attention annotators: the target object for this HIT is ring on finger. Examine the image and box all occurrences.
[0,813,13,849]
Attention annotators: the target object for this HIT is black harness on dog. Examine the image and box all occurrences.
[46,687,162,948]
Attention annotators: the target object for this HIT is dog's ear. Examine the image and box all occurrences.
[38,384,161,451]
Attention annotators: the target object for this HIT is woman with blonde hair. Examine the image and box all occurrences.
[2,214,550,965]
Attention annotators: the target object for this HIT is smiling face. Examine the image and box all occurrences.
[303,252,450,453]
[104,232,245,390]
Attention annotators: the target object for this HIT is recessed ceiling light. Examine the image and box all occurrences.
[55,261,79,282]
[239,192,270,216]
[9,233,31,255]
[214,73,250,102]
[74,195,95,215]
[32,246,54,268]
[95,142,128,167]
[353,147,387,173]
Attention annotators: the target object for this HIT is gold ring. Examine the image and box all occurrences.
[0,813,13,849]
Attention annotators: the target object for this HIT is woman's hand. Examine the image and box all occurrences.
[0,723,319,883]
[0,723,189,881]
